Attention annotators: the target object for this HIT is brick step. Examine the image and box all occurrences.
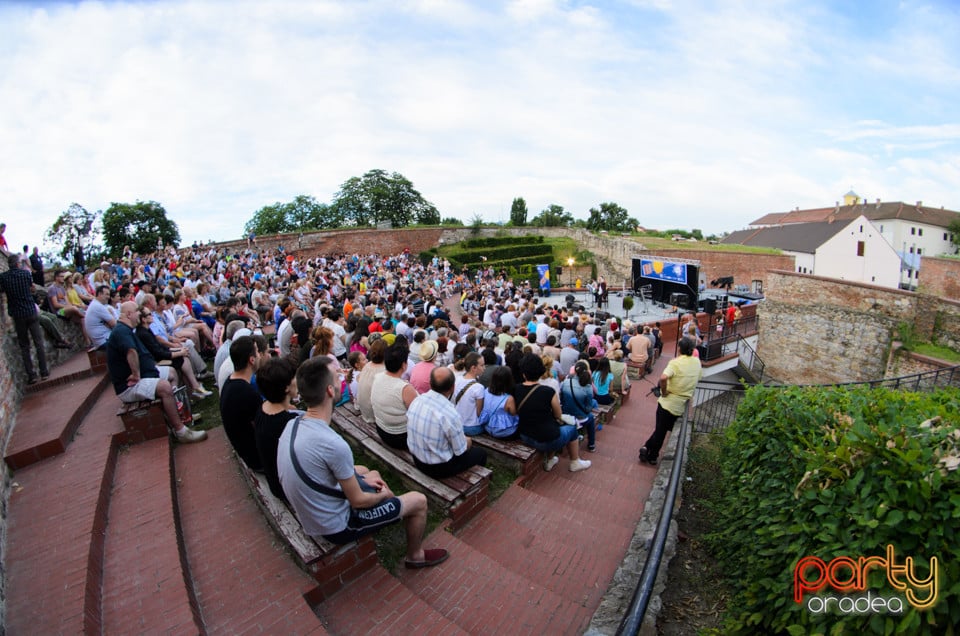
[316,562,470,635]
[456,505,633,609]
[101,437,200,633]
[521,460,650,531]
[393,529,593,634]
[4,370,110,470]
[172,428,328,634]
[24,350,98,393]
[3,388,124,634]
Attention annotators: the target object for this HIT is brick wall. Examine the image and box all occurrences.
[758,270,960,384]
[918,256,960,301]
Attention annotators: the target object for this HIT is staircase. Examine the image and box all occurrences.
[3,341,667,634]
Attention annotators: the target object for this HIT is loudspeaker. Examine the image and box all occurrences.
[565,294,575,304]
[595,310,610,322]
[703,298,717,315]
[670,293,688,308]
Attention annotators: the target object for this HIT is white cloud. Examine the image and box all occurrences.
[1,0,958,253]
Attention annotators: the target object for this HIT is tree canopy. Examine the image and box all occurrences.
[329,169,440,227]
[530,204,574,227]
[586,202,638,233]
[101,200,180,257]
[244,195,334,237]
[45,203,102,268]
[510,197,528,226]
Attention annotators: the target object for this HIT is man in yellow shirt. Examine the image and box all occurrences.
[638,336,702,466]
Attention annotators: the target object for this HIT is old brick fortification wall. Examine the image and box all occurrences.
[758,270,960,384]
[918,256,960,301]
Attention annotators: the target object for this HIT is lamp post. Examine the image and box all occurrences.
[567,257,574,289]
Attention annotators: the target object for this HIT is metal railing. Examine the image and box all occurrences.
[615,361,960,634]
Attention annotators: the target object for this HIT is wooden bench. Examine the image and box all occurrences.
[331,406,491,530]
[469,434,542,483]
[237,462,378,601]
[625,360,647,379]
[593,403,614,426]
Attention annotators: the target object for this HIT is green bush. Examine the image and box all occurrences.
[709,385,960,635]
[447,243,553,264]
[461,236,543,249]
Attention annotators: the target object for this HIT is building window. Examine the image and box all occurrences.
[919,228,923,236]
[911,227,916,235]
[857,241,865,256]
[945,232,949,241]
[917,248,922,255]
[909,247,915,254]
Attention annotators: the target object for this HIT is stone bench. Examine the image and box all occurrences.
[331,406,491,530]
[87,347,107,373]
[237,463,378,601]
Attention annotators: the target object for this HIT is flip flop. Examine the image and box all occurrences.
[404,548,449,569]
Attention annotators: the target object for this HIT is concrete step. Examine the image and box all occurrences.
[101,437,200,633]
[172,428,327,634]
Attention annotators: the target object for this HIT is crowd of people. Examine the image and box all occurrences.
[1,233,703,568]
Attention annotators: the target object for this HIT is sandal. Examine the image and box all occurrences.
[404,548,449,569]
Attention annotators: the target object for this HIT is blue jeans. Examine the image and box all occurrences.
[521,424,579,454]
[579,413,596,448]
[463,424,484,436]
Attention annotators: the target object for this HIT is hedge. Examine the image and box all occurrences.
[460,236,543,249]
[446,243,553,264]
[709,385,960,635]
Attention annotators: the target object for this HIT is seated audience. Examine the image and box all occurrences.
[254,356,301,501]
[407,366,488,479]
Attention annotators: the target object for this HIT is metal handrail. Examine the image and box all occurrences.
[616,402,691,636]
[615,361,960,633]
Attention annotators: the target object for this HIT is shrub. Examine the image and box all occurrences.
[709,385,960,635]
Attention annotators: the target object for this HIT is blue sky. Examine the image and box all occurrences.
[1,0,958,252]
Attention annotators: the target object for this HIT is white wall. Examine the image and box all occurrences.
[815,216,900,288]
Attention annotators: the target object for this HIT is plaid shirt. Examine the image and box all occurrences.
[406,389,467,465]
[0,266,39,318]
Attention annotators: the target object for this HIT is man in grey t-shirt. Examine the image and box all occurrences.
[84,285,116,349]
[277,357,449,569]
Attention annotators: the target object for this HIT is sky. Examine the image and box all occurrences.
[1,0,958,253]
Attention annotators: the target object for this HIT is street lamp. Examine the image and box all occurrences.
[567,257,574,289]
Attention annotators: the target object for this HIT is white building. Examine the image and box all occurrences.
[748,194,960,290]
[723,215,901,289]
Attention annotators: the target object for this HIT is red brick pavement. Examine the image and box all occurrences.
[102,437,198,633]
[173,428,327,635]
[4,383,122,635]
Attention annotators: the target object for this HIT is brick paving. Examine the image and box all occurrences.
[3,323,668,635]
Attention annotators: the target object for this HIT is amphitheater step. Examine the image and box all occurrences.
[393,529,593,634]
[316,563,470,635]
[3,388,123,634]
[101,436,200,633]
[172,428,328,634]
[4,368,110,470]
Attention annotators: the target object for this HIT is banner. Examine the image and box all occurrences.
[537,264,551,291]
[639,258,688,284]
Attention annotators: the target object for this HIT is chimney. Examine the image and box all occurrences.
[835,201,840,212]
[917,200,923,207]
[876,198,881,208]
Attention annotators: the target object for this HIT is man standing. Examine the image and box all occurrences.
[219,335,264,470]
[0,254,49,384]
[29,247,44,286]
[106,301,206,443]
[407,366,487,479]
[277,356,449,568]
[638,336,702,466]
[84,285,116,349]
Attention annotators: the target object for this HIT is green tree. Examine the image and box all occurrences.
[101,200,180,257]
[329,169,439,227]
[45,203,102,268]
[585,201,638,233]
[530,204,574,227]
[244,203,289,236]
[510,197,528,226]
[949,218,960,253]
[441,217,464,226]
[244,195,337,236]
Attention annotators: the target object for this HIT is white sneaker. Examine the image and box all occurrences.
[176,427,208,443]
[192,388,213,399]
[569,459,592,473]
[543,455,559,472]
